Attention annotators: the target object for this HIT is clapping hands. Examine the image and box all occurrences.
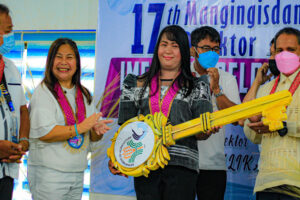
[93,113,114,136]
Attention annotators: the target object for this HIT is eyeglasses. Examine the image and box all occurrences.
[196,46,221,52]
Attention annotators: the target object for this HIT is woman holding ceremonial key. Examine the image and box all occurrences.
[108,25,219,200]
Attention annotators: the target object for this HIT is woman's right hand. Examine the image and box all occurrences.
[108,160,128,178]
[77,113,102,134]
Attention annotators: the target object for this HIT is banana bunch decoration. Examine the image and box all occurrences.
[107,90,292,177]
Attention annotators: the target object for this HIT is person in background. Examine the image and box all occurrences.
[244,27,300,199]
[27,38,113,200]
[238,38,277,173]
[109,25,218,200]
[0,4,29,200]
[190,26,241,200]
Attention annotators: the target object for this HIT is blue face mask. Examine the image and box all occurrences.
[0,32,15,55]
[195,48,219,69]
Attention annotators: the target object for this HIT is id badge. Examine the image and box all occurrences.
[11,112,18,143]
[12,135,18,143]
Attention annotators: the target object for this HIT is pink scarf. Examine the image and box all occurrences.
[54,83,86,125]
[149,72,180,118]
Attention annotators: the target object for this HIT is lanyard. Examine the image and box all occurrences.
[0,74,18,142]
[270,71,300,95]
[0,74,15,112]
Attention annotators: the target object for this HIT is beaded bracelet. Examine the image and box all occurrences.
[68,126,73,138]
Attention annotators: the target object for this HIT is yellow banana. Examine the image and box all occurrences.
[161,145,170,160]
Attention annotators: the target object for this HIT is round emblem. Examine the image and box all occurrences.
[68,134,84,149]
[114,121,155,168]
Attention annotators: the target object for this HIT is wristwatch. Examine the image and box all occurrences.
[19,137,29,142]
[214,86,224,98]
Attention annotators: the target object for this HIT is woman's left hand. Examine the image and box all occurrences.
[93,114,113,135]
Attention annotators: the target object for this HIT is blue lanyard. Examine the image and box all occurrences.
[0,75,15,112]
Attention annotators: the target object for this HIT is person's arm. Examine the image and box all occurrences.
[108,159,128,178]
[239,63,273,126]
[207,68,238,110]
[213,88,236,110]
[209,69,241,127]
[18,105,30,151]
[243,119,263,144]
[243,81,274,142]
[245,112,300,139]
[40,113,102,142]
[243,63,273,103]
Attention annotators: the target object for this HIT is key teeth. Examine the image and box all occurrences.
[262,105,288,132]
[263,119,283,132]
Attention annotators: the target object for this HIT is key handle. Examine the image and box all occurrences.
[107,112,171,177]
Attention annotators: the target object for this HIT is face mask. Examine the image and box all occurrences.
[195,47,219,69]
[275,51,300,75]
[0,32,15,55]
[268,59,280,76]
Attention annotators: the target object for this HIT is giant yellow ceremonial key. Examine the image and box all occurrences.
[107,90,292,177]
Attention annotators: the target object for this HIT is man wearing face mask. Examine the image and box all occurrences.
[0,4,29,200]
[244,27,300,199]
[190,26,241,200]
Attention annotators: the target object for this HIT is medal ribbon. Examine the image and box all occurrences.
[149,72,180,118]
[54,83,86,126]
[270,70,300,95]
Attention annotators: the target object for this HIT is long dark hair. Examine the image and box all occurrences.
[42,38,92,104]
[138,25,193,99]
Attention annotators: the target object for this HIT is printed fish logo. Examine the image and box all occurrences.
[131,122,148,140]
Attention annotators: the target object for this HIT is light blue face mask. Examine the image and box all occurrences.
[0,32,15,55]
[195,47,219,69]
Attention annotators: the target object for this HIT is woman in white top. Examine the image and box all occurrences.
[28,38,112,200]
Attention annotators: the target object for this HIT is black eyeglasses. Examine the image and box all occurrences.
[196,46,221,52]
